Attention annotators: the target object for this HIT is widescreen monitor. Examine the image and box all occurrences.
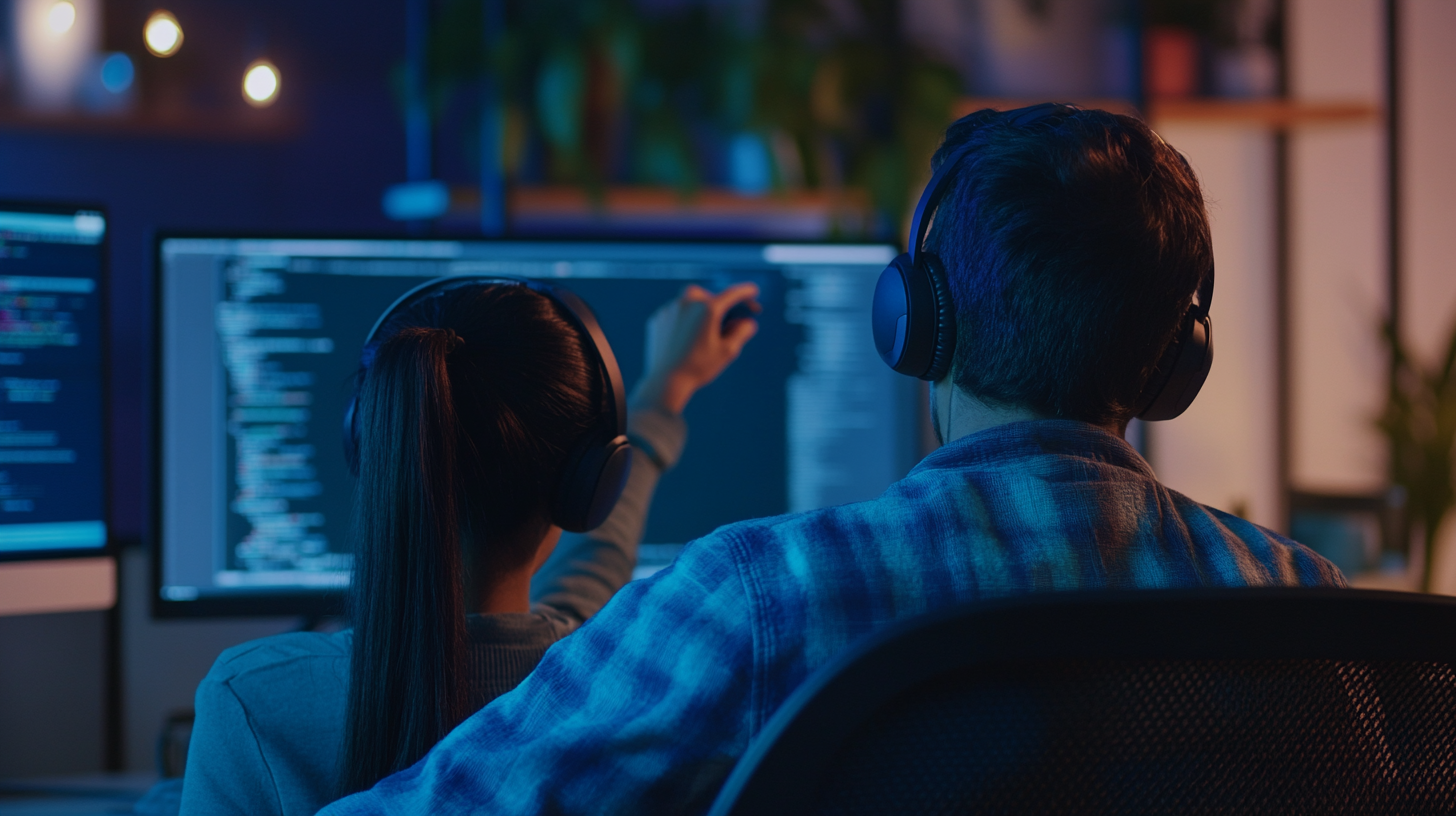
[0,203,112,617]
[155,238,924,617]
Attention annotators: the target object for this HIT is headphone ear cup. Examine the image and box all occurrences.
[1137,313,1213,421]
[342,367,367,476]
[872,253,957,381]
[917,252,957,383]
[552,434,633,532]
[873,254,916,373]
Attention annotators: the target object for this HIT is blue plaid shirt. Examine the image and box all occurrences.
[320,420,1345,816]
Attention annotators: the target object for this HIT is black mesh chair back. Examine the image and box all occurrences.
[707,588,1456,816]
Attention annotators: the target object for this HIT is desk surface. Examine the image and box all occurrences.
[0,773,156,816]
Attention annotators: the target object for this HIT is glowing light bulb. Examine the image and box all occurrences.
[144,10,182,57]
[47,1,76,34]
[242,60,279,107]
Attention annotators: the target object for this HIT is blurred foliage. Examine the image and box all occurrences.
[419,0,962,231]
[1379,319,1456,592]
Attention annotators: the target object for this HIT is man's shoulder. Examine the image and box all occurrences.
[689,488,917,571]
[1200,503,1288,541]
[1165,488,1347,587]
[1166,488,1296,548]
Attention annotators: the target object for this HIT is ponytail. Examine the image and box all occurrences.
[341,327,470,794]
[338,284,601,794]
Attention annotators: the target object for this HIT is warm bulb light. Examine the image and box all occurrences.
[144,10,182,57]
[242,60,279,107]
[47,1,75,34]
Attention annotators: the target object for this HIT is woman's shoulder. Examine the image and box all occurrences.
[186,630,353,816]
[204,629,352,687]
[193,629,352,787]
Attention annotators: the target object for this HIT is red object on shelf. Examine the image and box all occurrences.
[1145,27,1201,99]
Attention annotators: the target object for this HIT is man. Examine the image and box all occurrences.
[322,106,1343,816]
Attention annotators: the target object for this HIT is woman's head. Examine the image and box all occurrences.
[357,282,603,556]
[343,281,603,793]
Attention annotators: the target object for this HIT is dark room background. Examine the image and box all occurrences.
[0,0,408,776]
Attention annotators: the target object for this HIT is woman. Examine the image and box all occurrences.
[175,278,760,816]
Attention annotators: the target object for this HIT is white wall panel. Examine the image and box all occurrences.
[1402,0,1456,366]
[1287,0,1388,494]
[1288,0,1384,99]
[1287,126,1388,493]
[1401,0,1456,589]
[1148,126,1281,529]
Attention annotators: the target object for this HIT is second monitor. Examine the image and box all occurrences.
[157,239,922,616]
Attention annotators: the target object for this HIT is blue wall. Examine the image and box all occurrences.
[0,0,415,776]
[0,0,410,544]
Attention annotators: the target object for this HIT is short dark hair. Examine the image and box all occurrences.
[926,107,1212,425]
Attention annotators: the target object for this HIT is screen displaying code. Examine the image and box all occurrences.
[159,240,921,606]
[0,209,107,557]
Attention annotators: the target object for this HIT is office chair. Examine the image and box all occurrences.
[708,588,1456,815]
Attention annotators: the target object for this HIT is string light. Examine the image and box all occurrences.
[47,1,75,35]
[144,10,182,57]
[242,60,279,107]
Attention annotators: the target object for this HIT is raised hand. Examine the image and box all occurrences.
[630,282,761,415]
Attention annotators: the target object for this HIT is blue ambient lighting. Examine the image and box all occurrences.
[381,180,450,221]
[728,133,773,195]
[100,53,134,94]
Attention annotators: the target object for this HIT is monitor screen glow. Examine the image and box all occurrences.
[0,202,111,617]
[0,205,108,561]
[155,238,921,617]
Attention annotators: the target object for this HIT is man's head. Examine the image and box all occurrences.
[925,107,1212,427]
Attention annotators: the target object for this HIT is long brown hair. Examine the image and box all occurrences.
[341,283,598,793]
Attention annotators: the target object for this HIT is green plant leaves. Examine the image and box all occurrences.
[1379,318,1456,592]
[414,0,964,232]
[536,50,584,153]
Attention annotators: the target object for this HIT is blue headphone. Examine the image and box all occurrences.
[871,102,1215,421]
[343,275,632,532]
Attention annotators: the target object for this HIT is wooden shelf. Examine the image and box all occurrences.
[953,97,1381,129]
[0,108,303,142]
[443,186,874,239]
[1147,99,1380,127]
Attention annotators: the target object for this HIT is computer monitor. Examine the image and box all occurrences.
[0,203,112,617]
[154,238,924,617]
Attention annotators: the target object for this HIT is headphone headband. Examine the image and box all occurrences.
[345,274,634,531]
[876,102,1215,420]
[909,103,1078,262]
[363,275,626,437]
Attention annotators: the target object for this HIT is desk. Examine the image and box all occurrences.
[0,774,156,816]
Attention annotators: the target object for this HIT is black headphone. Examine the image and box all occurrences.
[342,275,632,532]
[870,102,1215,421]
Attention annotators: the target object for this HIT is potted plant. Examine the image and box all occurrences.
[417,0,961,234]
[1378,318,1456,593]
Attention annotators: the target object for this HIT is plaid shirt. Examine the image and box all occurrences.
[321,420,1345,816]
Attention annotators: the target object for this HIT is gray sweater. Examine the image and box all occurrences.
[172,409,686,816]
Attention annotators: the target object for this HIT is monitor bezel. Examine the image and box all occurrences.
[0,200,113,570]
[149,231,901,619]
